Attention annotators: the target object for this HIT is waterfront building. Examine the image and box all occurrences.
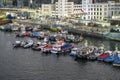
[55,0,73,17]
[52,0,82,18]
[82,0,120,21]
[72,4,83,18]
[41,4,55,16]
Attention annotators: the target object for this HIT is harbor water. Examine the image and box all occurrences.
[0,31,120,80]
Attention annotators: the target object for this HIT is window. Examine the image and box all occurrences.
[94,8,96,11]
[91,8,93,11]
[97,8,99,11]
[94,12,96,15]
[91,12,93,15]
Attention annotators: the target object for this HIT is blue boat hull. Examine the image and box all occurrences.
[113,54,120,66]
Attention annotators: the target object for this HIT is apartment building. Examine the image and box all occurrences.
[82,0,120,21]
[42,4,55,16]
[52,0,82,18]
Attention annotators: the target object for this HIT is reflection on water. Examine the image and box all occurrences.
[79,37,120,51]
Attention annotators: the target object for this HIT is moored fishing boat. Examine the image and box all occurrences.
[50,40,65,54]
[0,26,5,30]
[1,25,12,32]
[16,31,31,37]
[75,47,92,60]
[9,23,20,31]
[69,48,79,56]
[30,32,40,38]
[64,34,74,43]
[23,40,34,48]
[37,32,45,40]
[48,35,57,41]
[13,41,22,48]
[97,51,111,61]
[87,47,103,61]
[42,45,53,53]
[103,52,115,63]
[51,43,74,54]
[32,42,48,51]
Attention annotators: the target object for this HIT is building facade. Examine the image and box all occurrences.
[42,4,55,16]
[82,0,120,21]
[52,0,82,18]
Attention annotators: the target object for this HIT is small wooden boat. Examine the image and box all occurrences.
[75,50,90,60]
[50,40,65,54]
[16,31,31,37]
[30,32,40,37]
[64,34,74,43]
[1,25,12,32]
[13,41,21,48]
[48,35,56,41]
[51,43,74,54]
[37,32,45,39]
[70,48,78,56]
[75,47,94,60]
[20,41,28,47]
[0,26,5,30]
[23,40,34,48]
[42,45,53,53]
[32,42,48,51]
[87,47,103,61]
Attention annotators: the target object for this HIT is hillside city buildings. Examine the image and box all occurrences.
[40,0,120,22]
